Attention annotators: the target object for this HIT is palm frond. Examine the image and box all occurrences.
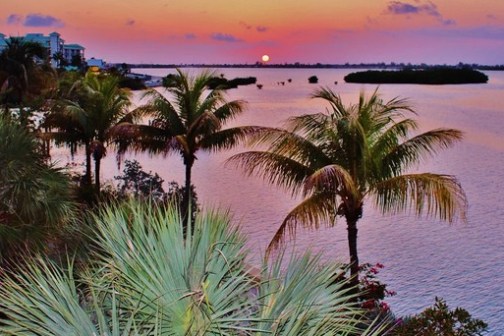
[267,192,337,253]
[371,173,467,223]
[212,99,247,123]
[303,164,357,198]
[110,123,180,156]
[226,151,313,196]
[199,125,265,151]
[381,128,463,176]
[187,110,221,140]
[310,87,349,119]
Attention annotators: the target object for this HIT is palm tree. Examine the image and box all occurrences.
[112,69,254,228]
[228,88,467,283]
[0,37,54,121]
[44,72,134,194]
[52,51,67,69]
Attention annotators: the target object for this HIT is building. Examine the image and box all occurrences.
[0,32,85,67]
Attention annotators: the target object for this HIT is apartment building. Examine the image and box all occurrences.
[0,32,85,67]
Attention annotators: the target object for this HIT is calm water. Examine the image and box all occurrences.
[66,68,504,333]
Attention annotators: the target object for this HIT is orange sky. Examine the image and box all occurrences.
[1,0,503,64]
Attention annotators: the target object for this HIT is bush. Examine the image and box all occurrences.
[104,159,199,216]
[391,297,488,336]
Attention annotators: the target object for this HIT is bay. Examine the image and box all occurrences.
[63,68,504,334]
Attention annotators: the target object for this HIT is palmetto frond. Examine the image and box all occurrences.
[371,173,467,223]
[0,201,389,335]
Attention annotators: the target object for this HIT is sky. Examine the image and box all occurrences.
[1,0,503,65]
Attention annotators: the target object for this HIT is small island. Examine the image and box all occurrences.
[344,68,489,85]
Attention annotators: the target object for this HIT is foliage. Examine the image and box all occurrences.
[391,297,488,336]
[115,159,165,199]
[0,201,390,335]
[228,88,467,283]
[344,68,489,84]
[112,68,254,228]
[205,75,257,89]
[111,159,199,217]
[0,116,77,263]
[0,37,55,114]
[357,263,396,312]
[43,72,135,193]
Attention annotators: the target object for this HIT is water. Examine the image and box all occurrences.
[65,68,504,333]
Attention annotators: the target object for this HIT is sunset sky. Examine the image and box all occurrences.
[1,0,503,65]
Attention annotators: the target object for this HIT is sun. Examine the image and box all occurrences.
[261,54,270,62]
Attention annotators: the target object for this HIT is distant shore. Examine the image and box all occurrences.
[123,63,504,71]
[344,68,489,85]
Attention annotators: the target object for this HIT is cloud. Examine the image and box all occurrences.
[24,14,64,27]
[387,2,420,14]
[185,33,197,40]
[125,19,135,26]
[385,1,455,25]
[256,26,268,33]
[6,14,22,25]
[211,32,242,42]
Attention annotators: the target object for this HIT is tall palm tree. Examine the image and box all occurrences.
[228,88,467,283]
[112,69,254,228]
[44,72,133,193]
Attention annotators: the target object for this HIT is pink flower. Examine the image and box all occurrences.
[379,302,390,311]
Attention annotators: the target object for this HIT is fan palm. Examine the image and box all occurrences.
[44,72,134,193]
[112,69,255,228]
[0,200,390,335]
[228,88,467,283]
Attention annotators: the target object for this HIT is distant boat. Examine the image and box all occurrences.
[256,84,263,89]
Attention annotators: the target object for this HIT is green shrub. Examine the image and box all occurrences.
[391,297,487,336]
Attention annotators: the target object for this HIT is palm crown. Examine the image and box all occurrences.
[228,88,467,281]
[44,72,133,193]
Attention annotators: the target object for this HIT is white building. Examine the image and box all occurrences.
[0,32,85,67]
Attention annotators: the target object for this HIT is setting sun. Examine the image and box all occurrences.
[261,54,270,62]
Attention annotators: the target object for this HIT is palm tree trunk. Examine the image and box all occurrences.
[346,213,360,289]
[84,141,92,186]
[182,160,193,237]
[94,156,101,194]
